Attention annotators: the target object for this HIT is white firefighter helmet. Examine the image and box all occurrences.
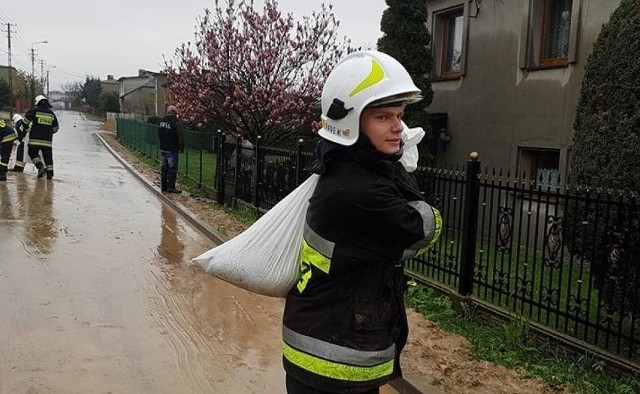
[35,94,48,106]
[318,50,422,146]
[12,114,22,123]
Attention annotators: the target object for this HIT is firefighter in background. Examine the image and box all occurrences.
[22,94,59,179]
[12,114,28,172]
[0,118,18,181]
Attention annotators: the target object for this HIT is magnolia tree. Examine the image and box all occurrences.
[165,0,352,145]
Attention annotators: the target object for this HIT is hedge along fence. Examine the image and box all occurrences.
[116,118,640,373]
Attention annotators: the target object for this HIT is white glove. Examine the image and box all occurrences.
[399,121,426,173]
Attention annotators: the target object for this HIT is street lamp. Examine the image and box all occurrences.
[30,40,48,102]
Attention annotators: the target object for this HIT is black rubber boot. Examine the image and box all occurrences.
[166,174,181,193]
[35,162,46,178]
[47,169,54,180]
[161,168,168,192]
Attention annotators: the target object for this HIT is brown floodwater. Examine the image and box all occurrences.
[0,111,285,393]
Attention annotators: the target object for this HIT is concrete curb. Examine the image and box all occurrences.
[390,375,447,394]
[97,132,443,394]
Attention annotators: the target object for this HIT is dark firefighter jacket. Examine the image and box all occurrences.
[157,114,185,152]
[0,120,18,144]
[282,136,442,393]
[23,106,59,148]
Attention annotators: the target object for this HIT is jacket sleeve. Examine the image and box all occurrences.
[318,182,441,262]
[15,122,26,141]
[52,114,59,134]
[23,109,35,128]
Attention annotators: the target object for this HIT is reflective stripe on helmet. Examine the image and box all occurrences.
[349,59,385,98]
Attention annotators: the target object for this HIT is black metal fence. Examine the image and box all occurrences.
[409,157,640,366]
[116,119,639,368]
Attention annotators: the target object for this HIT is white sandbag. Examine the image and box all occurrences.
[193,174,320,297]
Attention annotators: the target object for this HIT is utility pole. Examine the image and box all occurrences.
[30,40,47,103]
[40,59,45,92]
[2,23,16,114]
[31,46,36,102]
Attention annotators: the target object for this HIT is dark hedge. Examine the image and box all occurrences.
[570,0,640,316]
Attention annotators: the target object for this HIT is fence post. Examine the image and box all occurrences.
[458,151,481,296]
[233,134,242,206]
[252,136,262,209]
[216,130,225,205]
[295,139,304,186]
[198,132,203,188]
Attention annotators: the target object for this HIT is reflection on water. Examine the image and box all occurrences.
[24,180,58,255]
[149,204,284,391]
[157,204,185,263]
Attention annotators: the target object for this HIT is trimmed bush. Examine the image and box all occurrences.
[570,0,640,316]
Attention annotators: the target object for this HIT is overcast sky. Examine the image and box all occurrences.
[0,0,388,92]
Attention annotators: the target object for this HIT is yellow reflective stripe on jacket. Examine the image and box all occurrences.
[283,343,394,382]
[283,326,395,366]
[349,59,385,97]
[1,134,17,143]
[35,112,55,126]
[301,238,331,274]
[28,139,53,147]
[297,238,331,293]
[297,223,335,293]
[402,202,439,259]
[420,208,443,254]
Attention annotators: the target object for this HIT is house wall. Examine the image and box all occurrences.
[118,74,167,116]
[427,0,620,175]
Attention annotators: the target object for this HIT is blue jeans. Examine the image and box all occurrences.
[161,150,178,176]
[160,150,179,190]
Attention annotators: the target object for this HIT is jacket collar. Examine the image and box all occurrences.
[310,135,404,175]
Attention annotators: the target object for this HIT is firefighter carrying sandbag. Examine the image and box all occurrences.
[22,94,59,179]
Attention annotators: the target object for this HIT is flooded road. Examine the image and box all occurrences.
[0,112,285,393]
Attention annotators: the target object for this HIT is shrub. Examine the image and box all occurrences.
[569,0,640,316]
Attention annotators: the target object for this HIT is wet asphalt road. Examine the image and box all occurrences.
[0,111,286,393]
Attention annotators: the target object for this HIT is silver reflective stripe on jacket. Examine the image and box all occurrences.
[305,221,335,259]
[402,201,436,259]
[283,326,395,367]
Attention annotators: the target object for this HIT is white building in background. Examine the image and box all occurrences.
[48,90,71,110]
